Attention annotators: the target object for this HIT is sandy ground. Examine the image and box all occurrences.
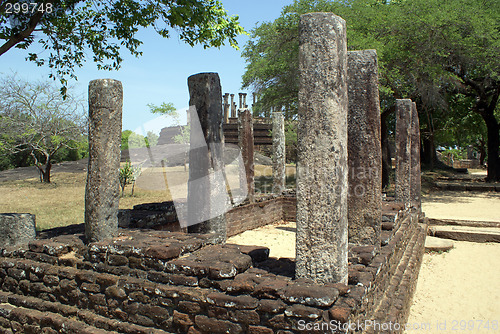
[228,192,500,333]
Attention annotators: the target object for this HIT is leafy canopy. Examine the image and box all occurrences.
[1,0,245,94]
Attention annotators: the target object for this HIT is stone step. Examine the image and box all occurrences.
[0,291,170,334]
[425,236,454,252]
[429,225,500,243]
[428,218,500,228]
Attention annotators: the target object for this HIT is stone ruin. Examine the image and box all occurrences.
[0,12,426,334]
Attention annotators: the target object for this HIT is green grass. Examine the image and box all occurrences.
[0,165,296,231]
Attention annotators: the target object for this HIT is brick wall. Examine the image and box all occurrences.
[0,205,426,334]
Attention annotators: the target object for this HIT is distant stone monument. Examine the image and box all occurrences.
[0,213,36,247]
[272,111,286,194]
[347,50,382,248]
[85,79,123,243]
[395,99,413,206]
[186,73,227,243]
[296,12,349,284]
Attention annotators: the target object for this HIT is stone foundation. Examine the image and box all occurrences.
[0,198,425,334]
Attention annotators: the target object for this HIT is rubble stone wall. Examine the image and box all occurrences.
[0,201,425,334]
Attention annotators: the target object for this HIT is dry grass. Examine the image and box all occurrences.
[0,164,295,231]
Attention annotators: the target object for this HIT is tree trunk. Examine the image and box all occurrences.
[421,107,437,168]
[380,108,392,189]
[42,161,51,183]
[482,112,500,181]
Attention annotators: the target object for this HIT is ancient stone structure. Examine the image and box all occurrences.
[230,94,236,118]
[272,111,286,194]
[296,12,349,284]
[223,93,230,123]
[85,79,123,243]
[186,73,227,243]
[410,102,422,212]
[395,99,413,206]
[347,50,382,248]
[238,108,255,203]
[0,213,36,247]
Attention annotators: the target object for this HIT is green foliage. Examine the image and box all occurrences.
[242,0,500,178]
[121,130,157,150]
[1,0,245,93]
[0,74,87,180]
[119,160,141,197]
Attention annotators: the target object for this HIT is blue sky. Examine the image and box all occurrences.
[2,0,294,131]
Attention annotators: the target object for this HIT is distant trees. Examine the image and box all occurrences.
[242,0,500,181]
[0,74,87,182]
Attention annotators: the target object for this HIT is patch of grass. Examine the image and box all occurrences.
[0,164,294,231]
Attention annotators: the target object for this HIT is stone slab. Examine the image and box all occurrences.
[429,225,500,243]
[425,236,453,252]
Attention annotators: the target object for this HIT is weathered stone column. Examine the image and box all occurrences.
[242,93,248,108]
[238,108,255,202]
[0,213,36,247]
[395,99,413,206]
[410,102,422,212]
[238,93,244,109]
[223,93,230,123]
[272,111,286,194]
[187,73,227,242]
[85,79,123,243]
[230,94,236,118]
[347,50,382,248]
[296,13,348,284]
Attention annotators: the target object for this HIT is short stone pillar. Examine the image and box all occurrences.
[0,213,36,247]
[272,111,286,194]
[395,99,413,206]
[187,73,227,243]
[238,108,255,202]
[410,102,422,212]
[347,50,382,248]
[296,12,348,284]
[85,79,123,243]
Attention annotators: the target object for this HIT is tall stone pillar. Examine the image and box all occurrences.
[238,93,243,108]
[410,102,421,212]
[242,93,248,108]
[230,94,236,118]
[395,99,413,206]
[296,13,348,284]
[223,93,230,123]
[238,108,255,202]
[85,79,123,243]
[272,111,286,194]
[347,50,382,248]
[187,73,227,243]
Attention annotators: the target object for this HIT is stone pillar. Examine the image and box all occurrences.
[223,93,230,123]
[242,93,248,108]
[230,94,236,118]
[272,111,286,194]
[347,50,382,248]
[187,73,227,242]
[410,102,421,212]
[238,108,255,202]
[296,13,348,284]
[0,213,36,247]
[85,79,122,243]
[395,99,413,206]
[252,93,256,108]
[238,93,243,108]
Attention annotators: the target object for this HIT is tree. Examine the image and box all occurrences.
[242,0,500,181]
[1,0,244,94]
[0,74,87,182]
